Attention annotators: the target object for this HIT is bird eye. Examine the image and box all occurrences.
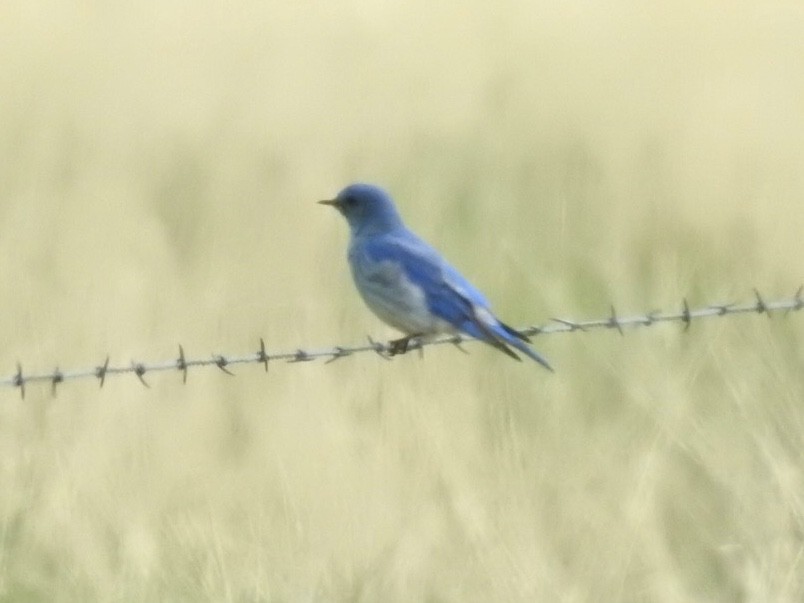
[343,196,357,207]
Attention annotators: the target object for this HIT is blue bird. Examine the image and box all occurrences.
[319,183,553,370]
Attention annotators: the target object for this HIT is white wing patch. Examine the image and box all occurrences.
[471,305,498,331]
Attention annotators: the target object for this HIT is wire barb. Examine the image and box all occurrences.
[96,356,110,388]
[214,355,235,375]
[712,303,734,316]
[367,335,392,361]
[177,346,188,383]
[449,334,470,355]
[14,362,25,399]
[288,349,313,363]
[1,289,801,394]
[325,347,352,364]
[786,286,804,316]
[51,368,63,397]
[133,362,150,388]
[681,298,692,331]
[257,338,269,372]
[753,288,770,318]
[551,317,587,332]
[608,305,624,335]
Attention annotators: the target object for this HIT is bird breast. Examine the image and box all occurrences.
[347,249,452,335]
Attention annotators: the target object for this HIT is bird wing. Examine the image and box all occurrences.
[356,231,553,369]
[359,232,498,332]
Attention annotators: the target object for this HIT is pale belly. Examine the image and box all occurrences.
[350,257,454,335]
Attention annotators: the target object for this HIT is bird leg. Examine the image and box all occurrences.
[387,334,422,356]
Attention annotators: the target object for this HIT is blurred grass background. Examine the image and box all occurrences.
[1,1,803,601]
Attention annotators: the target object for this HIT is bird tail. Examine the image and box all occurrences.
[498,322,554,372]
[464,308,553,371]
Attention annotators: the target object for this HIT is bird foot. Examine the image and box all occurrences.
[387,335,421,356]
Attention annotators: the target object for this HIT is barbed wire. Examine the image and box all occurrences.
[2,287,801,397]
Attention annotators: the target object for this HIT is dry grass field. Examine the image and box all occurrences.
[1,2,803,601]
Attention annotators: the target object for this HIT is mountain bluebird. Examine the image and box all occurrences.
[319,183,552,370]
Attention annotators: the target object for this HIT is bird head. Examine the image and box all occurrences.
[319,183,404,236]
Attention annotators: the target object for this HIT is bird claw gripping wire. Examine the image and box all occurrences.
[386,335,418,356]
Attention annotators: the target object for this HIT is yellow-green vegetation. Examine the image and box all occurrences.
[1,2,803,601]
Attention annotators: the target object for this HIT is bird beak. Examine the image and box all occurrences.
[318,198,340,207]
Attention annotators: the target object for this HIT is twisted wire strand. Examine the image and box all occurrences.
[2,288,801,397]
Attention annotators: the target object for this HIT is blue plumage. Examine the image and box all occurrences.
[320,183,552,370]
